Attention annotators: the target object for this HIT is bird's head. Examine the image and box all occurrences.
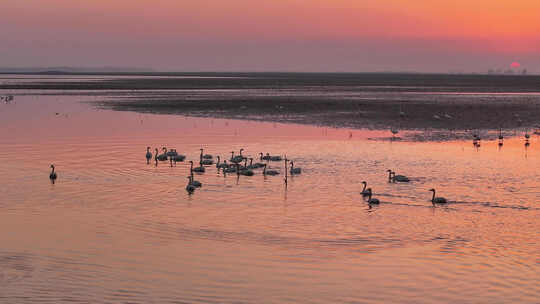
[428,188,435,192]
[362,181,366,185]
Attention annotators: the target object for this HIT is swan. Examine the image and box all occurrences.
[260,153,271,161]
[223,166,237,173]
[236,163,254,176]
[49,164,57,181]
[360,181,369,196]
[173,154,186,162]
[498,128,504,140]
[366,188,380,204]
[270,155,282,161]
[246,157,265,169]
[231,149,244,164]
[145,147,152,163]
[156,148,168,161]
[429,189,447,204]
[166,148,178,157]
[290,161,301,175]
[186,177,196,193]
[216,156,229,169]
[263,164,279,176]
[200,148,213,159]
[200,157,214,165]
[190,161,205,173]
[391,171,410,182]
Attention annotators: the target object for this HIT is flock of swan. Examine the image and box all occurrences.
[47,145,452,205]
[143,147,303,195]
[139,146,448,205]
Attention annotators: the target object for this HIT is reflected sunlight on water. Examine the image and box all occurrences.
[0,90,538,303]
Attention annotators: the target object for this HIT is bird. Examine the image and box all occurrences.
[360,181,369,196]
[246,157,265,169]
[186,177,196,193]
[230,149,245,164]
[166,148,178,157]
[145,147,152,164]
[289,161,301,175]
[391,171,410,182]
[156,148,168,161]
[429,189,447,204]
[236,163,254,176]
[260,153,271,161]
[263,164,279,176]
[200,157,214,165]
[366,188,380,204]
[173,154,186,162]
[387,169,394,182]
[216,156,229,169]
[190,161,205,173]
[498,128,504,140]
[390,126,399,139]
[223,166,237,174]
[200,148,213,160]
[49,164,57,181]
[270,155,283,161]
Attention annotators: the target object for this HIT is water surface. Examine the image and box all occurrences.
[0,83,538,303]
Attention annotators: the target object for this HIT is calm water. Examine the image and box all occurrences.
[0,81,539,303]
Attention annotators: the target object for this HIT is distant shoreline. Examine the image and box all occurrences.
[2,73,540,141]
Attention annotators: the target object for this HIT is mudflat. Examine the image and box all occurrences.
[3,72,540,137]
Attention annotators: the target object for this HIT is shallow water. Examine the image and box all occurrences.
[0,83,539,303]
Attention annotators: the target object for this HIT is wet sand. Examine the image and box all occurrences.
[3,72,540,139]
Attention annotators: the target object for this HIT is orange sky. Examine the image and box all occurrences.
[1,0,539,72]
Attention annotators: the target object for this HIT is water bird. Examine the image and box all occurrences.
[366,188,380,204]
[166,148,178,157]
[49,164,57,181]
[391,171,410,182]
[429,189,447,204]
[247,157,265,169]
[200,148,213,159]
[289,161,301,175]
[186,177,196,194]
[360,181,369,196]
[190,161,205,173]
[260,153,271,161]
[231,149,245,164]
[156,148,168,161]
[216,156,229,169]
[263,164,279,176]
[236,163,254,176]
[173,154,186,162]
[145,147,152,164]
[391,126,399,139]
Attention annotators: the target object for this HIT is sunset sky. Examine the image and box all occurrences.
[1,0,539,72]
